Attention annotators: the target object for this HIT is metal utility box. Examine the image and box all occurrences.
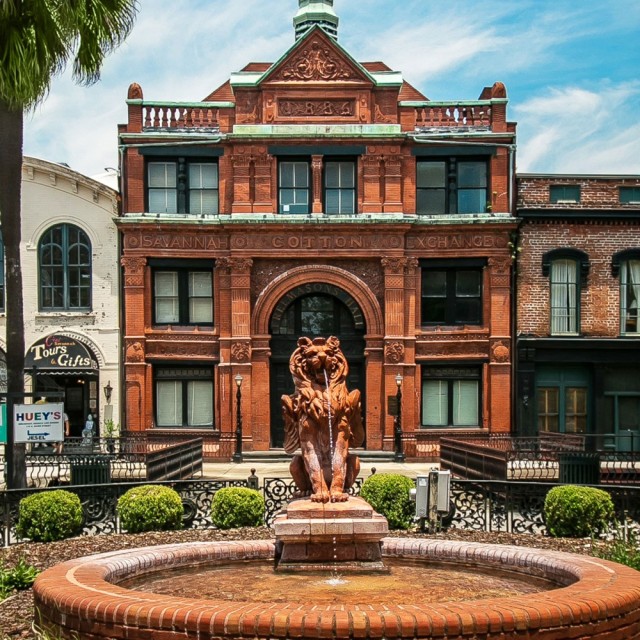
[414,474,429,518]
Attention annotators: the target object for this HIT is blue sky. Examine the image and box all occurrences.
[23,0,640,180]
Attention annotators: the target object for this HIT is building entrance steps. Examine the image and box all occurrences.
[202,459,439,482]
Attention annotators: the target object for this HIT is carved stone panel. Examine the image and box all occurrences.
[278,99,355,118]
[271,38,363,82]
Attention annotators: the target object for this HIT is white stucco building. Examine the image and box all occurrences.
[0,157,121,437]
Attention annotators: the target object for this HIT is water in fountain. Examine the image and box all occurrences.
[324,368,347,586]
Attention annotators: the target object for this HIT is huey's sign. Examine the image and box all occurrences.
[14,403,64,443]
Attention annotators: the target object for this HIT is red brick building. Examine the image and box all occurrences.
[516,175,640,450]
[118,1,517,459]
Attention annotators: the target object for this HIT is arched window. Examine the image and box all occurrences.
[612,249,640,335]
[39,224,91,311]
[542,249,589,336]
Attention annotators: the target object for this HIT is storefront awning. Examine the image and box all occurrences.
[25,335,99,372]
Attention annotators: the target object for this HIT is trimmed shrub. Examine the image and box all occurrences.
[117,485,183,533]
[360,473,414,530]
[544,485,615,538]
[17,490,83,542]
[211,487,264,529]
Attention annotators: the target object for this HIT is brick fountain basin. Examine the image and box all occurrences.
[34,538,640,639]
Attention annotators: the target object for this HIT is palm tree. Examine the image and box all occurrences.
[0,1,138,488]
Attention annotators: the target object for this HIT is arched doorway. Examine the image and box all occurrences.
[269,285,366,448]
[25,335,100,437]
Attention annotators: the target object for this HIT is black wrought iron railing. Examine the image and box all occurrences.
[0,436,203,489]
[1,476,639,547]
[440,433,640,484]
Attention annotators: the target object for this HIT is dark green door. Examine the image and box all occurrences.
[269,291,365,448]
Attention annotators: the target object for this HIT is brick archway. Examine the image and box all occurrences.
[253,265,383,337]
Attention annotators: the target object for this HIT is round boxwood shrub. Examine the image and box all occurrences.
[211,487,264,529]
[17,490,83,542]
[117,485,183,533]
[544,485,615,538]
[360,473,414,530]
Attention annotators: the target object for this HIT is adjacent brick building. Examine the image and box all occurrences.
[516,174,640,450]
[118,1,517,458]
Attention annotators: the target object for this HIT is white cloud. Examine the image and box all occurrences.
[21,0,640,178]
[515,83,640,173]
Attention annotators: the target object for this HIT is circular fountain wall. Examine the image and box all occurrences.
[34,538,640,639]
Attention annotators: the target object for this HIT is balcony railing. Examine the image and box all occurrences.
[411,101,493,130]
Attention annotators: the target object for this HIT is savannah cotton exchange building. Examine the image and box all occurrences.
[118,1,517,459]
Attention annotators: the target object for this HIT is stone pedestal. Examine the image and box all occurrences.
[273,496,389,571]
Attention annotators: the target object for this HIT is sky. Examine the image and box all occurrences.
[22,0,640,181]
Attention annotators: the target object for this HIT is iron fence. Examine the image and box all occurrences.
[1,476,639,547]
[0,436,203,489]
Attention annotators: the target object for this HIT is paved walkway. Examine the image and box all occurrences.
[202,460,439,481]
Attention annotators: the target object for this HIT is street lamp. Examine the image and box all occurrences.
[232,374,243,463]
[393,373,405,462]
[103,381,113,404]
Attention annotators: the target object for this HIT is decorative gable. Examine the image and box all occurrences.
[262,29,372,85]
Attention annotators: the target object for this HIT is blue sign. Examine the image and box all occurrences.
[0,404,6,444]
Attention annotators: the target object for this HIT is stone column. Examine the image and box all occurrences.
[381,257,413,449]
[217,258,254,443]
[383,152,403,213]
[487,256,512,433]
[311,154,323,214]
[362,151,382,213]
[231,153,252,214]
[121,256,148,431]
[253,152,274,213]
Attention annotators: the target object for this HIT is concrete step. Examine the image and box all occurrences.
[241,449,397,463]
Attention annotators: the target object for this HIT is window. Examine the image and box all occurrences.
[153,267,213,325]
[155,367,214,428]
[148,159,218,215]
[543,249,589,336]
[619,187,640,204]
[550,260,578,334]
[620,259,640,335]
[422,367,480,427]
[417,159,488,214]
[279,160,310,214]
[325,160,356,214]
[536,366,590,434]
[550,185,580,204]
[39,224,91,311]
[421,263,483,326]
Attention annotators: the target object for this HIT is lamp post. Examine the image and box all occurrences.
[393,373,405,462]
[232,374,243,463]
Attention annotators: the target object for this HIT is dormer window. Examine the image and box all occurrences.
[550,185,580,204]
[620,187,640,205]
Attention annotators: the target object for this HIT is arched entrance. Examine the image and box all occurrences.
[269,284,366,448]
[25,334,100,437]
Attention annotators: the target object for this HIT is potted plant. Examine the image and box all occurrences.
[103,419,120,454]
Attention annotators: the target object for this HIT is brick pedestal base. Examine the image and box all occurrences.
[273,496,389,571]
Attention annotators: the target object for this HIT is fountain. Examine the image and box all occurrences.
[33,337,640,639]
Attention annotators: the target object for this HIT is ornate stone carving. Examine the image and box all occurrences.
[121,256,147,275]
[282,337,363,503]
[216,257,253,273]
[381,257,408,275]
[491,340,510,363]
[278,99,355,118]
[385,341,404,363]
[125,341,145,363]
[276,39,358,82]
[231,341,251,363]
